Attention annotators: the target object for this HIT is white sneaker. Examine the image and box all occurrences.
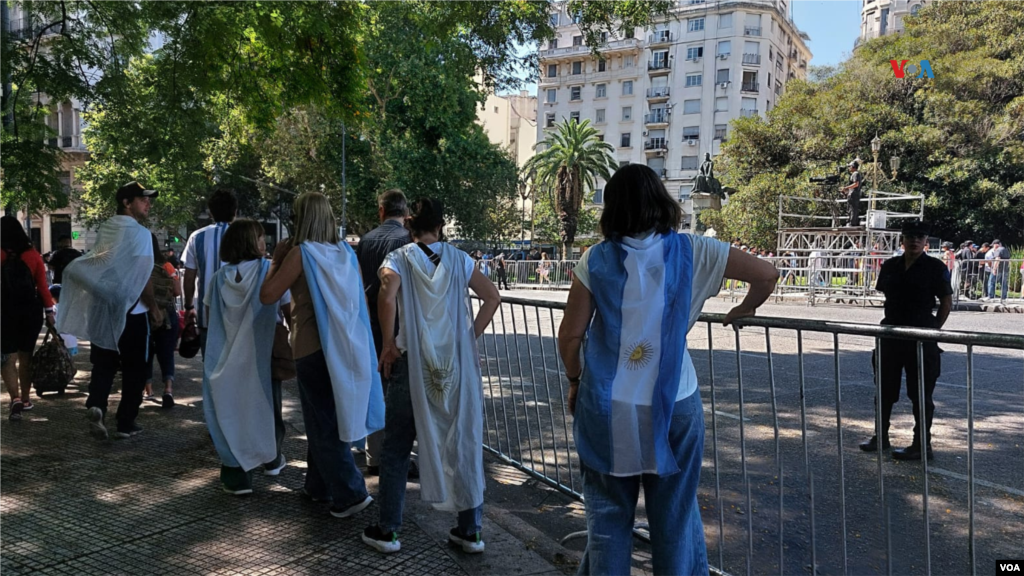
[263,455,286,476]
[86,407,107,440]
[330,495,373,519]
[222,485,254,496]
[449,528,485,554]
[362,526,401,554]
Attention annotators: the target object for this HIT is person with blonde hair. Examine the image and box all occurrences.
[204,219,290,494]
[261,192,383,517]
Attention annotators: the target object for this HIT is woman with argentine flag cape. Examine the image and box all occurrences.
[558,165,779,575]
[261,192,383,520]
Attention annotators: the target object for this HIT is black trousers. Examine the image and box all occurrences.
[86,312,150,433]
[496,268,509,290]
[871,339,941,445]
[848,189,862,227]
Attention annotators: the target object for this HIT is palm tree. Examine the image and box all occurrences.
[524,118,616,258]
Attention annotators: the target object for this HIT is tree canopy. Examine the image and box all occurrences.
[702,1,1024,250]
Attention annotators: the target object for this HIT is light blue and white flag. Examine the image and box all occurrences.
[574,232,694,477]
[299,241,384,441]
[203,259,278,471]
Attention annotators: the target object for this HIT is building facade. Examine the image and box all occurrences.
[858,0,930,44]
[538,0,811,232]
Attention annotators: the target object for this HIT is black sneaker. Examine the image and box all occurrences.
[299,488,331,504]
[365,465,380,476]
[448,528,485,554]
[859,436,891,452]
[330,495,373,519]
[893,444,934,461]
[361,525,401,554]
[162,393,174,409]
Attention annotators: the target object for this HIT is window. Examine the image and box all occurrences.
[547,64,558,78]
[718,40,731,56]
[715,97,728,111]
[622,106,632,121]
[620,132,632,147]
[545,112,556,128]
[683,99,701,114]
[624,55,635,68]
[596,108,606,123]
[742,97,757,112]
[910,4,921,16]
[622,80,634,95]
[596,134,604,142]
[570,86,582,100]
[714,124,727,140]
[686,74,702,87]
[570,111,581,122]
[744,41,760,55]
[572,61,583,75]
[716,68,730,84]
[623,27,635,39]
[548,39,558,50]
[688,18,705,32]
[593,188,604,204]
[618,160,630,168]
[719,12,733,28]
[598,59,606,72]
[572,11,582,24]
[494,106,499,114]
[652,50,669,68]
[573,35,583,47]
[599,32,609,44]
[687,46,703,60]
[742,70,759,91]
[681,155,700,170]
[546,88,557,103]
[549,13,559,27]
[769,48,774,61]
[595,83,607,98]
[683,126,700,140]
[679,187,691,201]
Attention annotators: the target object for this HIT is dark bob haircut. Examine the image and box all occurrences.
[599,164,681,240]
[220,219,266,264]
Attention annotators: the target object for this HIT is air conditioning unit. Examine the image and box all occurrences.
[642,131,649,137]
[718,53,729,59]
[687,140,698,146]
[656,150,665,157]
[719,82,729,88]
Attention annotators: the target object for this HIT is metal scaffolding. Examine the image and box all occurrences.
[774,189,925,304]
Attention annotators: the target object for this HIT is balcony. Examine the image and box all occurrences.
[744,26,762,36]
[541,38,642,60]
[647,61,671,75]
[646,87,671,101]
[648,32,673,47]
[741,81,760,93]
[741,109,759,118]
[742,53,761,66]
[644,112,669,126]
[644,138,668,152]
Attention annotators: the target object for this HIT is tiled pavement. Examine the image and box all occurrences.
[0,340,563,576]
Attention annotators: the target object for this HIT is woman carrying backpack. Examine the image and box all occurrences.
[1,216,56,420]
[143,234,181,409]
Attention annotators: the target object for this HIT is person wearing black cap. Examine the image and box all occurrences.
[859,220,952,460]
[840,161,864,227]
[56,181,162,441]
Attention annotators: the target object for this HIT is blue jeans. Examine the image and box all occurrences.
[577,392,707,576]
[986,268,1009,299]
[295,349,369,509]
[377,354,482,535]
[146,307,179,384]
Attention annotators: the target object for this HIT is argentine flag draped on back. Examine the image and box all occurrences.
[299,241,385,441]
[203,259,277,471]
[574,231,694,477]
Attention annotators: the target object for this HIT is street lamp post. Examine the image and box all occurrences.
[868,135,899,219]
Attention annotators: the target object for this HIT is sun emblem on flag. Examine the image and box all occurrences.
[623,340,655,370]
[424,359,454,403]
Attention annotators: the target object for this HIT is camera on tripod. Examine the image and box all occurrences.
[808,165,844,185]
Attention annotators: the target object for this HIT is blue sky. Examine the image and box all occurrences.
[511,0,862,95]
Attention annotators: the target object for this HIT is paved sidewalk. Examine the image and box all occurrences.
[0,340,563,576]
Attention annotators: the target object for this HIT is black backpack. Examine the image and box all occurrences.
[1,250,39,308]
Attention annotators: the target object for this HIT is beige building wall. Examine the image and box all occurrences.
[858,0,930,44]
[477,86,539,241]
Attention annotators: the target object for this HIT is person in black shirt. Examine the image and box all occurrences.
[860,220,952,460]
[841,161,864,228]
[355,189,417,478]
[49,235,83,285]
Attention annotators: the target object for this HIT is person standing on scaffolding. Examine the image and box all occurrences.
[859,220,952,461]
[840,160,864,227]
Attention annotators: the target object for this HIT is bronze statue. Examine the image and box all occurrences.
[690,153,725,208]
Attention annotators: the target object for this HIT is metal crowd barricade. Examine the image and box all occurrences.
[473,295,1024,576]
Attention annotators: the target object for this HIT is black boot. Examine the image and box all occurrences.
[859,435,891,452]
[893,443,934,461]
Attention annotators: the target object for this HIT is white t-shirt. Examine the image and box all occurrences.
[380,242,476,351]
[573,233,731,401]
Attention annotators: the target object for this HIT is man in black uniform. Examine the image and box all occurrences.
[841,161,864,227]
[859,220,952,460]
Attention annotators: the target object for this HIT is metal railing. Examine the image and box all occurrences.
[742,53,762,65]
[744,26,763,36]
[741,81,760,93]
[646,87,671,98]
[473,295,1024,576]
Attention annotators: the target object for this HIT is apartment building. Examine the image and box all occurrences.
[858,0,930,44]
[537,0,811,232]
